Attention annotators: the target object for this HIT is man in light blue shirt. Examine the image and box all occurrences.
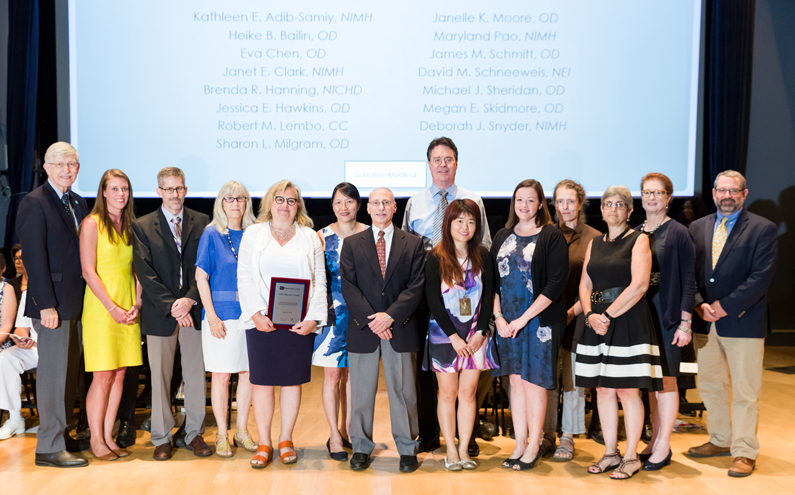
[402,137,492,455]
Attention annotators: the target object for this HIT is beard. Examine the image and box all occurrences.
[717,198,740,214]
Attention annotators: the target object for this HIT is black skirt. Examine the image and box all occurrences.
[246,328,315,386]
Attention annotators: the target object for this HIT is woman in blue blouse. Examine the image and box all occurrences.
[312,182,368,461]
[491,179,568,470]
[635,173,696,470]
[196,181,257,457]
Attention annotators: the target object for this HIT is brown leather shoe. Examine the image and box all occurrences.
[186,435,212,457]
[728,457,755,477]
[687,442,731,458]
[153,443,172,461]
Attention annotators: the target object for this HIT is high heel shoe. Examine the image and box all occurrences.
[513,447,543,471]
[327,439,348,461]
[643,450,672,471]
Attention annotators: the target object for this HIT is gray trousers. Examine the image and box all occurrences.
[33,318,81,454]
[544,349,586,436]
[146,326,205,447]
[350,340,419,456]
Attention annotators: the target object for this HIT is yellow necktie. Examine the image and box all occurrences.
[711,217,728,269]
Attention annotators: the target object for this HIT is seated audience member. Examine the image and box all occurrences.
[1,252,37,440]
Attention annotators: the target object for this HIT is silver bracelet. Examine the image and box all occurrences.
[677,325,692,334]
[493,312,504,320]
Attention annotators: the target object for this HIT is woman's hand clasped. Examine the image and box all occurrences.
[467,332,486,354]
[495,316,511,338]
[507,314,530,338]
[450,334,472,358]
[588,313,610,336]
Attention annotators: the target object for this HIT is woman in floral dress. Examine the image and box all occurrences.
[491,179,569,470]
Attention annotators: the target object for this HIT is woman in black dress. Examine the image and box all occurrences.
[575,185,663,479]
[636,173,696,470]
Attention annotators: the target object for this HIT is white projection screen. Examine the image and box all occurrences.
[66,0,703,198]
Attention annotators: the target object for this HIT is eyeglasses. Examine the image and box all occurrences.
[603,202,628,210]
[369,200,394,208]
[274,196,297,206]
[715,188,743,196]
[555,199,577,207]
[640,190,669,197]
[159,186,186,195]
[430,157,455,166]
[46,162,79,170]
[223,196,247,203]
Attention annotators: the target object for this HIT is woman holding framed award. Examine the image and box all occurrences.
[237,180,328,469]
[195,181,258,457]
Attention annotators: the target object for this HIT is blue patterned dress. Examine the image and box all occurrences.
[491,231,555,389]
[312,226,366,367]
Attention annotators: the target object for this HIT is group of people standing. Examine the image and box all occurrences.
[0,137,777,481]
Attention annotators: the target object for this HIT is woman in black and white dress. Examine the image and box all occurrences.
[575,185,663,480]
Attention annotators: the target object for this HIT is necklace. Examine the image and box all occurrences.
[225,231,238,259]
[606,226,631,243]
[271,222,296,241]
[642,217,667,234]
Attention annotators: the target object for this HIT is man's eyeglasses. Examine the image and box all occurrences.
[159,186,186,195]
[274,196,297,206]
[431,157,455,166]
[46,162,79,170]
[715,188,743,196]
[370,200,394,208]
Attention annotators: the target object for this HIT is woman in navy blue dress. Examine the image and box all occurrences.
[196,181,257,457]
[312,183,368,460]
[491,180,568,470]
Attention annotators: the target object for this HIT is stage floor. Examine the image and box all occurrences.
[2,347,794,495]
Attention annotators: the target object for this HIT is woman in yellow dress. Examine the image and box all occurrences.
[80,169,142,461]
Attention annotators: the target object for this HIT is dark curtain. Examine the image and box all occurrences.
[703,0,756,201]
[3,0,38,259]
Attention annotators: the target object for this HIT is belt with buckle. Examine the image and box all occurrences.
[590,287,626,304]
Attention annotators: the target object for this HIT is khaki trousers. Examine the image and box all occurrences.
[694,323,764,459]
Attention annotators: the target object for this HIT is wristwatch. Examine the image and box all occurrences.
[476,328,488,337]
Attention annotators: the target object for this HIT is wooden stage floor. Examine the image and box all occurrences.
[2,347,794,495]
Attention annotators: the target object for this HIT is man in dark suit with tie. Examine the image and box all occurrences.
[687,170,777,478]
[16,142,89,467]
[132,167,209,460]
[340,187,426,473]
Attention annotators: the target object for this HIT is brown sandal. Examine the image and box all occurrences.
[552,436,575,462]
[250,445,272,469]
[588,451,622,474]
[610,458,641,479]
[279,440,297,464]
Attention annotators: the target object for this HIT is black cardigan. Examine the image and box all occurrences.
[491,225,569,327]
[425,246,495,337]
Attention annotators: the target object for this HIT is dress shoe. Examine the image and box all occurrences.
[116,420,136,448]
[417,436,441,453]
[399,455,419,473]
[350,452,370,471]
[153,443,172,460]
[0,417,26,440]
[173,423,187,448]
[140,415,151,432]
[64,432,90,452]
[641,423,653,444]
[467,437,480,457]
[587,424,604,446]
[89,447,119,461]
[341,436,353,449]
[75,410,90,441]
[687,442,731,458]
[477,418,495,441]
[327,439,348,461]
[728,456,755,477]
[186,435,212,457]
[643,449,672,470]
[35,450,89,468]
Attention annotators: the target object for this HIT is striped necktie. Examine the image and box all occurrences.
[431,190,448,246]
[173,217,183,288]
[711,217,728,269]
[376,230,386,278]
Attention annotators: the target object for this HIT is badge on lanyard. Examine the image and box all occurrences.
[460,297,472,316]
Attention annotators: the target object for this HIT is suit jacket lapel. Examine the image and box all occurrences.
[704,213,716,276]
[362,230,383,280]
[383,229,406,287]
[713,210,749,273]
[155,208,180,256]
[43,184,79,238]
[180,209,196,247]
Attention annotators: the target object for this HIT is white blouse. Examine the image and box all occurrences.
[237,222,327,331]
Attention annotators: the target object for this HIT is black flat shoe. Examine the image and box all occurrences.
[639,452,651,463]
[350,452,370,471]
[467,438,480,458]
[513,448,543,471]
[327,439,348,461]
[116,420,136,448]
[341,436,352,449]
[643,450,672,471]
[399,455,419,473]
[417,437,441,453]
[63,432,89,453]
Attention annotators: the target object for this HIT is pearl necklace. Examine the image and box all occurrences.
[642,217,667,234]
[270,222,296,241]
